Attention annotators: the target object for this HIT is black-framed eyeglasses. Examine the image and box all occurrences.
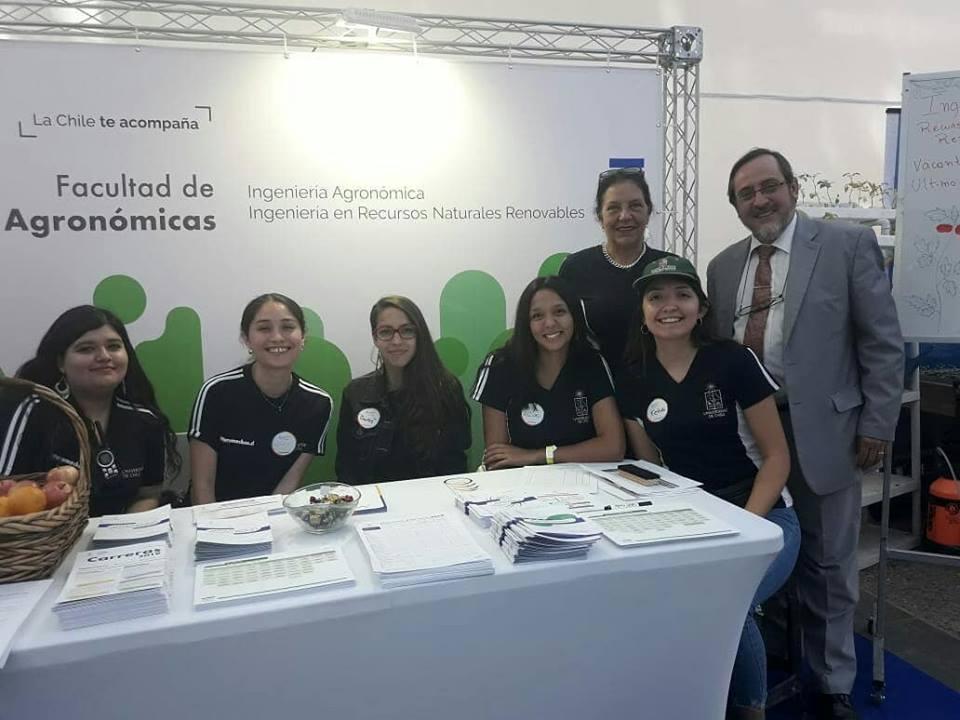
[735,291,785,319]
[735,180,786,204]
[374,325,416,341]
[599,166,645,182]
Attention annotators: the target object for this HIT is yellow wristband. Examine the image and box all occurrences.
[545,445,557,465]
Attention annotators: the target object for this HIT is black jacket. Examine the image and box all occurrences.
[335,371,470,485]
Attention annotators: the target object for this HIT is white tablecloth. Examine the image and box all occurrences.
[0,469,782,720]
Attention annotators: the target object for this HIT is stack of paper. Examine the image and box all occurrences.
[195,513,273,561]
[488,501,603,563]
[92,505,173,548]
[193,495,284,525]
[194,547,355,608]
[53,541,171,630]
[356,513,494,588]
[580,463,702,499]
[0,579,53,668]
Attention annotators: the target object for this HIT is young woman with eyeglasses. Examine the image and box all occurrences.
[616,257,798,719]
[472,276,624,470]
[189,293,333,504]
[558,167,677,368]
[335,295,470,484]
[8,305,180,516]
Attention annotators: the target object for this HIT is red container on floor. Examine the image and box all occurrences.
[926,476,960,553]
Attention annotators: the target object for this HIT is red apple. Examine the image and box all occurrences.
[0,479,15,497]
[46,465,79,487]
[43,480,73,509]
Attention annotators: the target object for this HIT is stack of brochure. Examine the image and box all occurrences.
[459,492,596,529]
[92,505,173,548]
[355,513,494,588]
[193,495,285,524]
[488,501,603,563]
[53,541,172,630]
[195,512,273,561]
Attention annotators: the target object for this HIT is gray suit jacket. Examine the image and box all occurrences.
[706,212,904,495]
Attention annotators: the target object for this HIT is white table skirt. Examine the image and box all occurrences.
[0,468,782,720]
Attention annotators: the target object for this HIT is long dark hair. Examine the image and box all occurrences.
[624,281,718,368]
[499,276,595,388]
[369,296,468,461]
[17,305,181,477]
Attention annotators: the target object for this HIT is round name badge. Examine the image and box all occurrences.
[521,403,545,426]
[646,398,669,423]
[271,431,297,456]
[357,407,381,429]
[96,449,116,470]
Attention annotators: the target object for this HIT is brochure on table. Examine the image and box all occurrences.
[194,546,355,607]
[93,504,173,547]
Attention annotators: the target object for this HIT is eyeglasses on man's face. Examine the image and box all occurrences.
[374,325,417,341]
[734,180,787,204]
[735,291,785,319]
[599,167,645,182]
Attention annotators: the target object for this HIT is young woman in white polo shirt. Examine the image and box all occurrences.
[189,293,332,504]
[472,276,624,470]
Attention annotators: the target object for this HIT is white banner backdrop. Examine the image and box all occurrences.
[0,41,661,471]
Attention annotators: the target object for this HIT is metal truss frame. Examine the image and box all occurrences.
[0,1,701,258]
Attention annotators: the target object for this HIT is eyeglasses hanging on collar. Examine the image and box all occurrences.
[735,290,785,319]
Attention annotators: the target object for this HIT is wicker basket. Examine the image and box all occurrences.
[0,377,91,583]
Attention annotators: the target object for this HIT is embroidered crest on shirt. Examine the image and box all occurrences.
[703,384,727,419]
[573,391,590,424]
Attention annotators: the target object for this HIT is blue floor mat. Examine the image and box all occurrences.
[768,634,960,719]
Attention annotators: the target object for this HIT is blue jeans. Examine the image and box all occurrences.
[729,506,801,710]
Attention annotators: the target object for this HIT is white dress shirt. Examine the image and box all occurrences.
[733,212,797,386]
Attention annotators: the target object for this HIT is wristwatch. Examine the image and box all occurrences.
[545,445,557,465]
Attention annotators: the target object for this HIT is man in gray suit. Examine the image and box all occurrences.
[706,148,904,720]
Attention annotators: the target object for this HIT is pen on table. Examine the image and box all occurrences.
[602,501,653,511]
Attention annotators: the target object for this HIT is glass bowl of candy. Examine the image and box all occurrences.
[283,482,361,533]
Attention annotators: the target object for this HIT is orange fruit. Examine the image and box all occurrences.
[7,485,47,515]
[0,497,10,517]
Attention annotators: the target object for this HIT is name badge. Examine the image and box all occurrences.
[646,398,669,423]
[521,403,545,426]
[357,407,381,429]
[271,431,297,456]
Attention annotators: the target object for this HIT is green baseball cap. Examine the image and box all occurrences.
[632,256,707,300]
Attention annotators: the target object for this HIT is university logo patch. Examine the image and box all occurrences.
[703,384,727,419]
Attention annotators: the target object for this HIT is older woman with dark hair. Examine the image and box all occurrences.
[336,295,470,484]
[559,167,677,368]
[7,305,179,516]
[472,275,624,469]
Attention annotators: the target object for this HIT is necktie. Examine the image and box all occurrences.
[742,244,776,361]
